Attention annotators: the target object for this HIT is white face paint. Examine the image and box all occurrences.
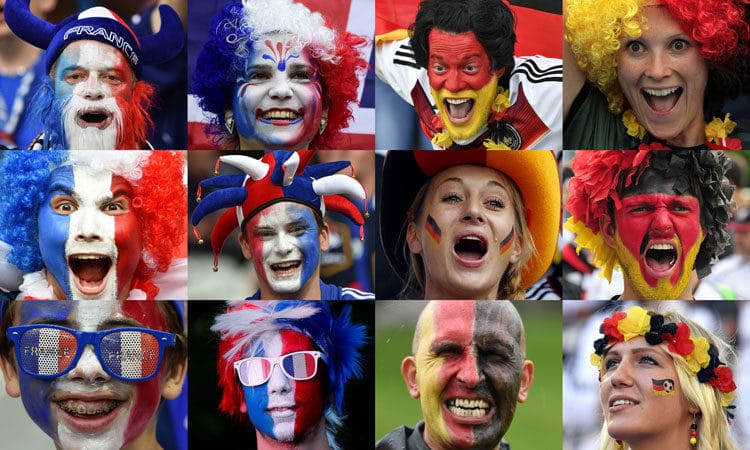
[54,41,134,150]
[265,332,297,440]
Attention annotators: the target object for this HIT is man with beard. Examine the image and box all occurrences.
[0,150,186,300]
[3,0,183,149]
[211,300,367,449]
[377,301,534,450]
[565,150,734,300]
[375,0,562,150]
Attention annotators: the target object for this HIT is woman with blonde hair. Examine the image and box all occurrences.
[564,0,750,149]
[590,305,738,449]
[379,150,560,299]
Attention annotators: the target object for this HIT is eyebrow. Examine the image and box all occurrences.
[605,346,667,359]
[437,177,508,191]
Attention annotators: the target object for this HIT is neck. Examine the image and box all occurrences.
[0,35,40,75]
[239,136,311,151]
[255,419,330,450]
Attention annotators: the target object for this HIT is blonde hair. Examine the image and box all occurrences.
[401,167,536,300]
[597,309,737,450]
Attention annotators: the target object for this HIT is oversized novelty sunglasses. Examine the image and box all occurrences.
[6,325,176,382]
[234,351,326,387]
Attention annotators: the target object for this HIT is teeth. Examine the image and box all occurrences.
[649,244,675,250]
[612,399,636,407]
[262,110,300,120]
[445,98,470,105]
[643,87,678,96]
[272,261,299,270]
[72,255,106,260]
[462,236,481,242]
[59,400,119,415]
[447,398,490,416]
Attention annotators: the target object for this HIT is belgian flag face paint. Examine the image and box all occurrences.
[415,301,525,449]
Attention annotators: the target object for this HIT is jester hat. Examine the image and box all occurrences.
[192,150,367,270]
[565,150,734,281]
[4,0,184,77]
[380,150,561,290]
[211,300,367,423]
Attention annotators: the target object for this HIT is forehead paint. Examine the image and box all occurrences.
[652,378,675,396]
[425,214,442,245]
[499,229,514,258]
[243,330,325,441]
[262,39,298,72]
[54,42,120,100]
[427,30,494,92]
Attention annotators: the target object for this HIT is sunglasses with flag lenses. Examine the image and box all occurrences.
[6,324,176,382]
[234,351,326,387]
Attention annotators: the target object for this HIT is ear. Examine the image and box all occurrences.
[406,221,423,255]
[516,359,534,403]
[319,222,330,252]
[401,356,420,399]
[493,67,506,79]
[509,231,522,264]
[161,353,188,400]
[0,355,20,398]
[687,403,700,415]
[238,231,253,260]
[33,0,57,15]
[600,214,617,248]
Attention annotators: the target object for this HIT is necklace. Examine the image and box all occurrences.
[622,110,741,149]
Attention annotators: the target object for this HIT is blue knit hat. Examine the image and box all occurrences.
[4,0,184,77]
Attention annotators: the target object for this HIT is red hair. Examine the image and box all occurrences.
[116,80,155,149]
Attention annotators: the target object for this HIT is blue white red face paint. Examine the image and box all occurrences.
[243,202,321,297]
[14,301,169,450]
[243,329,326,442]
[53,41,134,150]
[37,165,143,300]
[233,34,324,149]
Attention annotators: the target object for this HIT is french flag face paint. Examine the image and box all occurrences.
[233,34,323,149]
[37,165,143,300]
[245,202,321,296]
[13,301,172,450]
[243,330,326,442]
[415,302,525,449]
[53,41,133,150]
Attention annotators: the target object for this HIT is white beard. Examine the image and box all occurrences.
[62,97,123,150]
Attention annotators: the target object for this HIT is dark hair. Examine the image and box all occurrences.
[409,0,516,75]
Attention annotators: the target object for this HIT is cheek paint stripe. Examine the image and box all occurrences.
[499,229,514,256]
[425,215,442,245]
[652,378,675,395]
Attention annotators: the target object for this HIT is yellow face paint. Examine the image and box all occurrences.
[431,76,499,142]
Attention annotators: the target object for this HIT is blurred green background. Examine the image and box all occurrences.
[375,301,562,449]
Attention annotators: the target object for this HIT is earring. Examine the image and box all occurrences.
[319,116,328,134]
[689,413,698,446]
[225,115,235,135]
[615,440,623,450]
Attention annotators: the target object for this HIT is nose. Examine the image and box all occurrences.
[67,346,110,383]
[443,70,467,93]
[455,349,482,388]
[650,208,673,235]
[461,197,485,224]
[267,363,292,394]
[609,359,634,388]
[644,50,673,79]
[268,74,293,100]
[74,207,104,242]
[272,232,295,255]
[81,74,105,101]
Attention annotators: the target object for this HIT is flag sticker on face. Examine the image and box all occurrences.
[652,378,675,396]
[19,327,76,375]
[101,330,159,379]
[425,214,442,244]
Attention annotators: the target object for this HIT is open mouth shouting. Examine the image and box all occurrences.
[68,253,114,296]
[642,87,682,116]
[641,239,680,280]
[453,233,488,267]
[269,260,302,278]
[444,98,475,124]
[76,108,114,129]
[257,108,304,126]
[53,395,126,432]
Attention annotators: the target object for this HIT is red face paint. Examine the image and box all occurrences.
[279,330,326,438]
[614,193,701,287]
[111,176,143,300]
[427,30,495,93]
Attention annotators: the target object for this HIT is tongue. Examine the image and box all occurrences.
[78,263,105,283]
[448,101,472,119]
[647,253,673,272]
[457,249,483,261]
[647,92,679,113]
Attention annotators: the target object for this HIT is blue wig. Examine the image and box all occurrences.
[0,150,68,271]
[29,77,67,149]
[212,300,367,448]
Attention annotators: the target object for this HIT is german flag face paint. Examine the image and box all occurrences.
[498,229,514,259]
[415,301,524,449]
[651,378,675,396]
[425,214,442,245]
[243,329,326,442]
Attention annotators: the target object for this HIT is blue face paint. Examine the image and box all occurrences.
[243,339,276,439]
[37,166,74,299]
[15,302,75,440]
[290,205,320,291]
